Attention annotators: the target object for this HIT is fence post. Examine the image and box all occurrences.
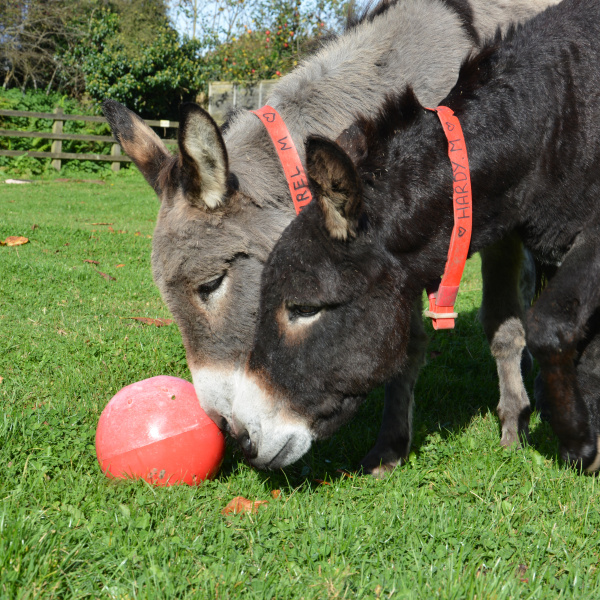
[51,107,63,171]
[111,143,121,172]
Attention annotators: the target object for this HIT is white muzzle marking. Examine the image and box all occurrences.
[232,370,314,469]
[191,366,237,428]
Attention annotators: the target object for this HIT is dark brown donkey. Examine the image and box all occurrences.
[241,0,600,472]
[103,0,557,474]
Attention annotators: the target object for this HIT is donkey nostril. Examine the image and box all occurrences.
[238,429,251,451]
[237,429,257,459]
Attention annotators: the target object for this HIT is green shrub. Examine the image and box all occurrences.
[0,89,129,178]
[61,10,202,120]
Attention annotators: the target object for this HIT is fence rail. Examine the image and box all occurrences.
[0,109,179,128]
[1,81,276,171]
[0,129,115,143]
[0,107,177,172]
[0,149,130,162]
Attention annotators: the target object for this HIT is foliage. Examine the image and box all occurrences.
[0,0,349,178]
[208,0,333,82]
[0,0,94,93]
[172,0,348,103]
[0,0,172,99]
[0,88,125,177]
[1,0,348,117]
[61,0,348,118]
[2,179,600,598]
[174,0,346,44]
[109,0,172,52]
[174,0,253,42]
[62,9,203,119]
[0,87,81,116]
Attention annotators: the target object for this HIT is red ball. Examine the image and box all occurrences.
[96,376,225,485]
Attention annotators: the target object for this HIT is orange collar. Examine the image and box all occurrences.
[251,106,313,214]
[424,106,473,330]
[253,104,473,329]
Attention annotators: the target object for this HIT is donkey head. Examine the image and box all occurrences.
[102,100,290,431]
[235,135,422,469]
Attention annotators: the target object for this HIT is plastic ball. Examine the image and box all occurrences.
[96,376,225,485]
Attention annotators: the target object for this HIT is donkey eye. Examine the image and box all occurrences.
[198,274,225,301]
[288,305,322,319]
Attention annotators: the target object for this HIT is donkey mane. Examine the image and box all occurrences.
[337,88,424,181]
[346,0,400,29]
[439,0,480,44]
[346,25,521,184]
[348,0,478,44]
[346,21,523,170]
[443,24,526,114]
[441,45,500,115]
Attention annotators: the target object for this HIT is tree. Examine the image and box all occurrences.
[107,0,172,51]
[203,0,348,83]
[0,0,94,92]
[0,0,172,95]
[62,7,203,118]
[173,0,254,42]
[1,0,349,116]
[173,0,346,43]
[62,0,348,118]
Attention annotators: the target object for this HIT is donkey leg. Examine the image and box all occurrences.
[536,318,600,433]
[490,317,532,447]
[360,299,428,477]
[479,234,532,447]
[526,230,600,471]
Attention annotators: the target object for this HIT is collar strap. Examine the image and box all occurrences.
[251,106,313,215]
[423,106,473,330]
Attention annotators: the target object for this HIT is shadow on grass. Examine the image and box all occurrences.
[528,418,561,462]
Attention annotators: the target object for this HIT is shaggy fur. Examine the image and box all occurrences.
[247,0,600,471]
[103,0,558,472]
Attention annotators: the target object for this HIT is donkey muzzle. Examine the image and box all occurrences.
[231,370,314,469]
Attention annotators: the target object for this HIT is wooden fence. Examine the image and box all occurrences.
[0,81,277,171]
[0,108,178,172]
[208,80,277,124]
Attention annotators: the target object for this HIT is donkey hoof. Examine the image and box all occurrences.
[359,447,405,478]
[367,463,399,479]
[500,426,529,449]
[500,429,520,448]
[499,404,531,448]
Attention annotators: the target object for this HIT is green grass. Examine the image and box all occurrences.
[1,176,599,599]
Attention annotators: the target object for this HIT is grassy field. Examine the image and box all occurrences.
[1,175,599,599]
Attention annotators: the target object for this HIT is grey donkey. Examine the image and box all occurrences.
[103,0,555,475]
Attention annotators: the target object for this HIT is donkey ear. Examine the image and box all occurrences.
[178,103,228,210]
[305,136,363,241]
[102,100,170,194]
[336,123,370,165]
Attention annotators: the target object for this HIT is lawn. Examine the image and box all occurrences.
[1,174,599,599]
